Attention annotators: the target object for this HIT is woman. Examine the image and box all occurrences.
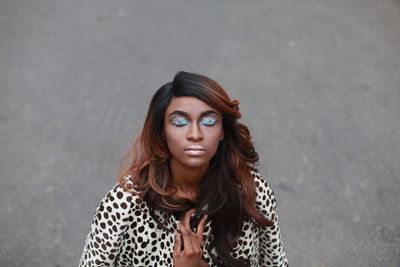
[79,71,288,266]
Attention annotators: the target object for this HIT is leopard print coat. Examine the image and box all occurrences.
[79,171,288,266]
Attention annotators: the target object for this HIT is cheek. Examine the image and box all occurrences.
[206,129,223,153]
[165,129,183,152]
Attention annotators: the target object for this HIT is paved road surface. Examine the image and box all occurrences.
[1,0,399,266]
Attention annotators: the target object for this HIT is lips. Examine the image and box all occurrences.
[184,145,205,156]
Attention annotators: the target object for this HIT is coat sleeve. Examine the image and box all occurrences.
[253,172,289,266]
[79,183,135,266]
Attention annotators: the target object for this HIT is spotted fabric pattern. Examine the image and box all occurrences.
[79,171,288,266]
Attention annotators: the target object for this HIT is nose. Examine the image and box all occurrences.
[187,122,203,141]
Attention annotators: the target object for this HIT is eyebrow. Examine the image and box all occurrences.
[168,110,219,117]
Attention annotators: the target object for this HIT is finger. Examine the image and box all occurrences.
[196,214,208,241]
[182,208,195,231]
[178,222,194,253]
[172,230,182,257]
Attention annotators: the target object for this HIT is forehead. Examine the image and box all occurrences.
[165,96,218,115]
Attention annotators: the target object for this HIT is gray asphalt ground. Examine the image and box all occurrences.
[1,0,400,266]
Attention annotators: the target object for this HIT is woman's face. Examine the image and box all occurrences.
[164,96,224,170]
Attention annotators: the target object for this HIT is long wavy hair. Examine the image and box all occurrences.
[118,71,273,266]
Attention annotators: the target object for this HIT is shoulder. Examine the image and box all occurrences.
[250,170,275,198]
[95,175,143,222]
[80,177,145,266]
[250,170,277,220]
[101,184,135,210]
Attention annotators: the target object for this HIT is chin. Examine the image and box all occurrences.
[175,157,211,169]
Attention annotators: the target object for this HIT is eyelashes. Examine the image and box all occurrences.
[200,117,217,126]
[170,117,217,126]
[171,117,188,126]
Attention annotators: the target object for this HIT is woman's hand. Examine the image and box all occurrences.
[173,209,208,267]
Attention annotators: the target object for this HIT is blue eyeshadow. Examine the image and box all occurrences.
[171,117,188,126]
[200,117,217,126]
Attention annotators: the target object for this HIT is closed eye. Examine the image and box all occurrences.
[171,117,188,126]
[200,117,217,126]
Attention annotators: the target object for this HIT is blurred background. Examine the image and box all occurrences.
[1,0,399,266]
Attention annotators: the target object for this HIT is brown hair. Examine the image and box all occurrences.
[118,71,273,266]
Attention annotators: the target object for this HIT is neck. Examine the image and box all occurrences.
[169,159,209,201]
